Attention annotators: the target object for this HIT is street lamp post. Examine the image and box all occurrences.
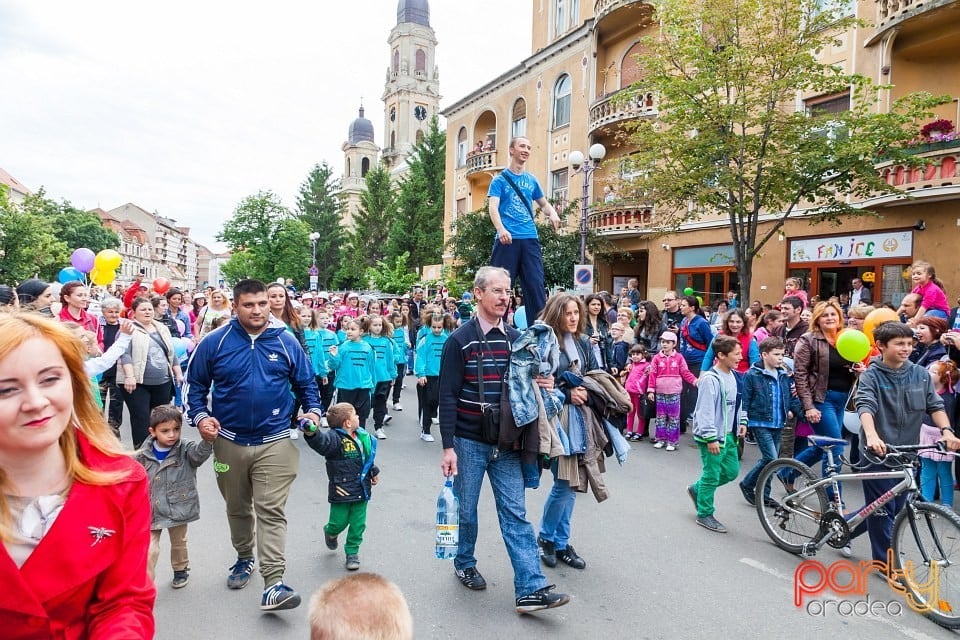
[309,231,320,266]
[568,143,606,264]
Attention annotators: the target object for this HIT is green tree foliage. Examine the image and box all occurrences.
[447,202,623,290]
[21,189,119,257]
[296,162,343,289]
[388,117,445,273]
[622,0,947,301]
[365,252,421,294]
[0,189,67,282]
[217,190,312,286]
[335,165,395,289]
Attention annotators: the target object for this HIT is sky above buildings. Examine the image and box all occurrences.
[1,0,530,251]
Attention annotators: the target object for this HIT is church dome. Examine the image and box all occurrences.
[348,106,375,145]
[397,0,430,26]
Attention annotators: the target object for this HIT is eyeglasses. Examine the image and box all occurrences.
[484,287,510,297]
[663,298,676,302]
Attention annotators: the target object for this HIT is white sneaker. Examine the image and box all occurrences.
[840,544,852,558]
[384,415,393,425]
[375,429,387,439]
[666,444,676,452]
[432,416,439,425]
[393,403,403,411]
[420,432,435,442]
[289,430,299,440]
[653,441,665,449]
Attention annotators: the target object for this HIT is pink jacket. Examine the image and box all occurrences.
[646,351,696,395]
[624,361,649,395]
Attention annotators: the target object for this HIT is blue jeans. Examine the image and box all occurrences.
[490,238,547,323]
[920,458,955,507]
[453,436,547,598]
[794,390,847,493]
[539,461,577,551]
[740,427,781,494]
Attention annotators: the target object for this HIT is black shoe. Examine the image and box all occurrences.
[324,531,338,550]
[455,567,487,590]
[345,554,360,571]
[686,484,698,510]
[516,585,571,614]
[738,482,756,506]
[696,515,728,533]
[538,536,557,568]
[556,545,586,569]
[171,569,189,589]
[763,497,779,509]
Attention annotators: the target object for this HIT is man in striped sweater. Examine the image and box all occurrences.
[439,266,571,615]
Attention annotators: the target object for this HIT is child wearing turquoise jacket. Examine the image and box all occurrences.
[414,314,447,441]
[388,313,408,411]
[329,317,376,433]
[363,315,398,438]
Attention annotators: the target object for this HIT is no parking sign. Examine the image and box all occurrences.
[574,264,593,296]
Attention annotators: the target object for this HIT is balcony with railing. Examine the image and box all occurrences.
[588,200,656,236]
[877,138,960,193]
[588,88,658,137]
[594,0,656,36]
[867,0,958,46]
[465,149,502,177]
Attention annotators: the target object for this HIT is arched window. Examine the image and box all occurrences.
[415,49,426,72]
[621,41,645,89]
[390,131,396,149]
[511,98,527,138]
[553,75,572,129]
[346,158,352,177]
[361,157,370,177]
[392,49,400,74]
[457,127,468,168]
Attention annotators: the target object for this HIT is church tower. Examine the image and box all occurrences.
[381,0,440,177]
[340,105,379,230]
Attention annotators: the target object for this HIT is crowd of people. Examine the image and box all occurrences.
[2,254,960,636]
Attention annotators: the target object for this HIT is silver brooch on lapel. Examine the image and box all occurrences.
[88,526,116,546]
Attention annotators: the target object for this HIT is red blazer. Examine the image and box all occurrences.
[0,433,155,639]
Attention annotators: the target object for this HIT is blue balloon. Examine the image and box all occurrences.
[172,338,188,361]
[514,305,528,330]
[58,267,84,284]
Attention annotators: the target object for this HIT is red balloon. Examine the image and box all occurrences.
[152,277,171,294]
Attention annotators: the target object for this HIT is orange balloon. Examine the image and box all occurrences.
[862,307,900,346]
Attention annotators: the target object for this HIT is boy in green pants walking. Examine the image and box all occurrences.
[687,335,745,533]
[304,402,380,570]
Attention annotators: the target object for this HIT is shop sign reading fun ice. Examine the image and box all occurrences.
[789,231,913,263]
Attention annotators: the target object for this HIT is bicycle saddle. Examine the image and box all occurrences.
[808,435,847,448]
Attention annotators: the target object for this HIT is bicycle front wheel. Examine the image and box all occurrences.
[755,458,828,555]
[892,500,960,629]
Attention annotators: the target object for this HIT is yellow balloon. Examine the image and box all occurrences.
[862,307,900,346]
[90,268,116,286]
[95,249,122,271]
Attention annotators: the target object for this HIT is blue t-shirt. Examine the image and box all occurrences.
[488,169,544,240]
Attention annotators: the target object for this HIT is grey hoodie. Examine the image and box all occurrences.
[854,356,944,452]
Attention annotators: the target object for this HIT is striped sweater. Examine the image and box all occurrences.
[439,318,518,448]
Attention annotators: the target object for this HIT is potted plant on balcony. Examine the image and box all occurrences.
[920,118,954,142]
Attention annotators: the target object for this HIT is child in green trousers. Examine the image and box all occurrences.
[304,402,380,571]
[687,335,745,534]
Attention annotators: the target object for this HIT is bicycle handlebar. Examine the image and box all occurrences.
[858,441,952,469]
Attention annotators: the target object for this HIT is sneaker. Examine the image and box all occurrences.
[260,581,301,611]
[384,414,393,425]
[289,429,299,440]
[393,402,403,411]
[324,531,338,550]
[839,544,853,558]
[636,434,645,442]
[432,416,439,425]
[171,569,189,589]
[763,497,780,509]
[227,557,255,590]
[345,554,360,571]
[556,545,586,569]
[515,585,571,614]
[420,432,435,442]
[375,429,387,439]
[744,431,757,445]
[455,566,487,590]
[538,537,557,568]
[686,484,698,510]
[696,515,728,533]
[653,441,665,449]
[738,482,756,507]
[666,444,676,452]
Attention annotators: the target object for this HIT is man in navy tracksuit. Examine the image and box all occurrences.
[186,279,323,612]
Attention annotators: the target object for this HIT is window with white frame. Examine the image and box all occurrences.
[511,98,527,139]
[457,127,468,167]
[553,75,572,129]
[555,0,565,37]
[551,169,569,209]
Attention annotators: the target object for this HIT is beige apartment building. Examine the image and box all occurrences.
[442,0,960,307]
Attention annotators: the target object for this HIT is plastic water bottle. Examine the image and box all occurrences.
[435,475,459,560]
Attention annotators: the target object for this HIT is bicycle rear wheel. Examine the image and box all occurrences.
[892,500,960,629]
[755,458,828,555]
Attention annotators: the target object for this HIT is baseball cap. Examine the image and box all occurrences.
[661,331,678,343]
[193,292,206,300]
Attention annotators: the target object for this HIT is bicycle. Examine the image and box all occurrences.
[755,435,960,629]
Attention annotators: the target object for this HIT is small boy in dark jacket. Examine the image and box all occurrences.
[737,337,801,506]
[304,402,380,571]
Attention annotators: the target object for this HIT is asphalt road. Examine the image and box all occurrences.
[141,381,957,639]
